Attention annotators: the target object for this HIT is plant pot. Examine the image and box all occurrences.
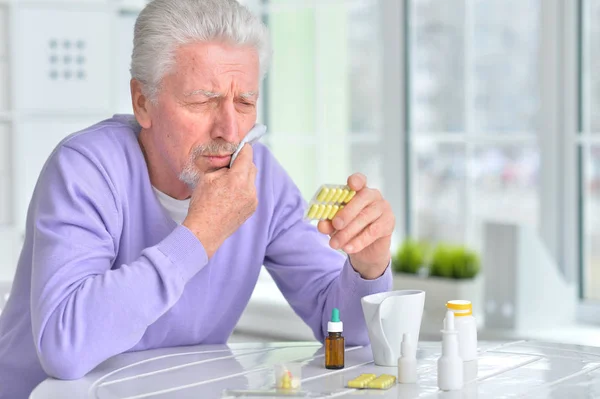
[392,272,484,329]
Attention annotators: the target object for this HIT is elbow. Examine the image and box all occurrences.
[37,340,91,380]
[39,353,89,380]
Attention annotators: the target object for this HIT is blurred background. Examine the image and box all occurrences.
[0,0,598,345]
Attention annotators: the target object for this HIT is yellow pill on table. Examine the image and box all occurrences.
[347,374,377,388]
[316,187,329,202]
[307,204,320,219]
[343,190,356,203]
[327,205,339,220]
[314,205,327,219]
[348,381,366,388]
[367,374,396,389]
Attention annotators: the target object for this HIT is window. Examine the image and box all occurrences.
[581,0,600,302]
[259,0,385,199]
[239,0,391,338]
[408,0,541,252]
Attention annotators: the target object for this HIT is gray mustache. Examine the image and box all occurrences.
[191,141,239,158]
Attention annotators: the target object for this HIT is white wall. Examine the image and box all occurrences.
[0,5,10,228]
[0,1,144,282]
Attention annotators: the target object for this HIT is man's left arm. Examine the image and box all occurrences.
[263,166,394,345]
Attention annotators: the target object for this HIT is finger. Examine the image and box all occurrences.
[317,219,335,235]
[248,162,258,184]
[199,166,228,184]
[329,202,383,250]
[332,187,381,230]
[343,216,392,254]
[230,144,254,171]
[347,173,367,192]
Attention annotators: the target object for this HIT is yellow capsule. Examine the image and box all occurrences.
[314,205,327,219]
[316,187,329,202]
[337,189,349,203]
[331,188,345,203]
[307,204,320,219]
[324,188,337,203]
[327,205,339,220]
[323,205,335,220]
[343,190,356,203]
[347,380,362,389]
[366,374,396,389]
[347,374,377,388]
[323,205,332,220]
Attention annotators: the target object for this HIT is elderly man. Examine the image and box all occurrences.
[0,0,394,397]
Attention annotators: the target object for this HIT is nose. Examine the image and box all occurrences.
[211,100,238,143]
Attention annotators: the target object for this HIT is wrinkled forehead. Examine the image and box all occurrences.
[168,41,260,89]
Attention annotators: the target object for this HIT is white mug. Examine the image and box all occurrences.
[361,290,425,366]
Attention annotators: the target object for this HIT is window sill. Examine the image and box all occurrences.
[236,271,600,348]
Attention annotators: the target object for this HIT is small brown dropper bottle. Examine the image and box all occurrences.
[325,307,344,369]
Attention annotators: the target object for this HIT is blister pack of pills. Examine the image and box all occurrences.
[304,185,356,221]
[346,373,377,388]
[347,374,396,390]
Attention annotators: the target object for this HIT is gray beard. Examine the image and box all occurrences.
[179,165,201,190]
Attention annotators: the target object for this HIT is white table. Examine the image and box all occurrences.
[31,340,600,398]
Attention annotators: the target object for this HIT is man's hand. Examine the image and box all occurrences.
[317,173,395,279]
[183,145,257,257]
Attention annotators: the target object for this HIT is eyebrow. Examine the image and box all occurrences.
[239,91,258,99]
[184,89,258,99]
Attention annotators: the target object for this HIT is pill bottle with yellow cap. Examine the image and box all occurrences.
[445,300,477,361]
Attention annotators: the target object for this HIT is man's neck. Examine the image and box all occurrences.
[138,129,192,200]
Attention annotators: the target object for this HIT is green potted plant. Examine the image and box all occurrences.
[429,245,481,279]
[392,239,428,275]
[393,241,483,324]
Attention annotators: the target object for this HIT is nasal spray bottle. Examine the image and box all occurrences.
[398,333,417,383]
[446,300,478,362]
[437,311,463,391]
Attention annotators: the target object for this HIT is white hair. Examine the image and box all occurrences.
[131,0,271,102]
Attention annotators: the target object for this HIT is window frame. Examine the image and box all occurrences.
[404,0,591,324]
[576,0,600,321]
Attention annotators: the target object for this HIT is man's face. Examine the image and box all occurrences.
[146,41,259,187]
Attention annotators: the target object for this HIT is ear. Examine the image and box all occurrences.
[131,79,152,129]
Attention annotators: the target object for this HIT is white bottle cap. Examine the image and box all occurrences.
[327,321,343,333]
[327,308,343,333]
[401,333,416,358]
[443,310,455,331]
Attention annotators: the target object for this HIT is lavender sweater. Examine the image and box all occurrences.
[0,115,391,398]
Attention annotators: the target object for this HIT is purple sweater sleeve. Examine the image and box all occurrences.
[263,160,392,346]
[29,146,208,379]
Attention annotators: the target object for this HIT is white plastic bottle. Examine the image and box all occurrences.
[445,300,477,361]
[437,311,463,391]
[398,333,417,383]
